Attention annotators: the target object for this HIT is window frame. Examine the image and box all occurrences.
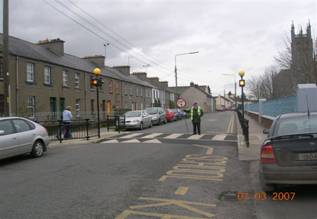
[74,72,80,89]
[0,119,16,136]
[27,96,36,118]
[12,119,33,133]
[26,63,35,83]
[44,66,52,85]
[62,70,69,87]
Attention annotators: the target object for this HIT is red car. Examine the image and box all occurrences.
[165,109,175,122]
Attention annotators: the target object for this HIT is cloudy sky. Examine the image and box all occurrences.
[6,0,317,95]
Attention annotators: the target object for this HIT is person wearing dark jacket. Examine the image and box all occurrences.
[187,102,204,135]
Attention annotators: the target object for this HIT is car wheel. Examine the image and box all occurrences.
[31,140,45,158]
[158,119,161,125]
[139,122,143,130]
[149,121,153,128]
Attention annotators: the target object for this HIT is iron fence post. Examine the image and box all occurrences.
[85,119,89,140]
[107,115,110,131]
[58,120,63,143]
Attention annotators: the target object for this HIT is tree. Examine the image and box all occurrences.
[274,36,292,70]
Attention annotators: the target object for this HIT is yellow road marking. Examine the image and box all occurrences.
[175,186,189,195]
[159,174,223,182]
[116,210,213,219]
[227,113,234,133]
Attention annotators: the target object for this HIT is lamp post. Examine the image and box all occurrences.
[238,70,246,120]
[103,43,110,65]
[222,73,237,109]
[91,67,103,138]
[174,51,199,87]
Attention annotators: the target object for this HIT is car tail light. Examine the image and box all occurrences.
[260,144,276,164]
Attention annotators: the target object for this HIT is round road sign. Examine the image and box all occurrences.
[176,98,186,108]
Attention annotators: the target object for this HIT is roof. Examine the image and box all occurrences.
[0,34,152,88]
[279,112,317,119]
[169,85,212,97]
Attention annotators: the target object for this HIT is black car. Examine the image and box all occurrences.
[260,112,317,191]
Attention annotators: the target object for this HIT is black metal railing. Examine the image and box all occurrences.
[38,116,124,143]
[236,110,249,146]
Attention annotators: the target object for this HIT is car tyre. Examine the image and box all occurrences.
[260,173,276,192]
[149,121,153,128]
[31,140,45,158]
[139,122,143,130]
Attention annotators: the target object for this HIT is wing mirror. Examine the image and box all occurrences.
[263,129,269,134]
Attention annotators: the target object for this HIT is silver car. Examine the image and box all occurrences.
[0,117,49,160]
[122,110,152,130]
[260,112,317,191]
[145,107,167,125]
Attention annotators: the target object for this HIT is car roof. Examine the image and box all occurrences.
[279,112,317,119]
[0,116,30,120]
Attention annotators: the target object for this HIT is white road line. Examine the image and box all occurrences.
[120,133,144,139]
[141,133,163,139]
[102,139,119,143]
[187,134,205,140]
[227,114,233,133]
[212,134,227,141]
[143,139,162,143]
[121,139,141,143]
[164,133,184,139]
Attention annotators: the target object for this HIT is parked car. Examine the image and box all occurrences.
[122,110,152,130]
[0,117,49,160]
[145,107,167,125]
[260,112,317,191]
[165,109,176,122]
[170,109,184,120]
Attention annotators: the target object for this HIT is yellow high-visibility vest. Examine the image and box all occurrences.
[190,106,202,120]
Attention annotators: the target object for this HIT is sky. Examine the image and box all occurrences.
[6,0,317,95]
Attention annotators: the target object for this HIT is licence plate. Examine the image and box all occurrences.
[298,153,317,161]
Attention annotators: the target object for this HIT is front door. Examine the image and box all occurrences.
[59,97,65,119]
[107,100,112,115]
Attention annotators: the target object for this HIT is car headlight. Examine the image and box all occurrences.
[152,116,158,119]
[133,120,140,123]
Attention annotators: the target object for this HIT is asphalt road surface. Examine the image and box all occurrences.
[0,111,316,219]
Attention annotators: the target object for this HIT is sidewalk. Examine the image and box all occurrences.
[48,130,125,147]
[236,114,267,161]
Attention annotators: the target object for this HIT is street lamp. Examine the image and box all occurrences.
[174,51,199,87]
[238,70,246,119]
[91,67,103,138]
[222,73,237,109]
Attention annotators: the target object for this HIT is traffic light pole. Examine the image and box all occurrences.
[241,86,244,120]
[96,84,100,138]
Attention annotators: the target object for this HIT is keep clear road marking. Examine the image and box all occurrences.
[187,134,205,140]
[121,139,140,143]
[143,139,162,143]
[164,133,184,139]
[115,197,216,219]
[175,186,189,195]
[102,139,119,143]
[141,133,163,139]
[211,134,227,141]
[120,133,144,139]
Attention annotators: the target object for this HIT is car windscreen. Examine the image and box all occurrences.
[125,111,141,117]
[275,115,317,136]
[146,108,158,114]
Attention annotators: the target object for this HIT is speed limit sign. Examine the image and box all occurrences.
[176,98,186,108]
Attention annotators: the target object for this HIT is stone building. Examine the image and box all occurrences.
[169,82,213,112]
[0,35,153,120]
[273,22,317,97]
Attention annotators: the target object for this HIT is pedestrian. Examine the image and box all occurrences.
[62,106,73,139]
[189,102,204,135]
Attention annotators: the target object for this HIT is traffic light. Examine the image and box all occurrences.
[239,79,245,87]
[91,78,98,87]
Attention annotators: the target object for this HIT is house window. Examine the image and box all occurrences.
[140,88,143,97]
[44,66,51,85]
[115,82,119,94]
[75,98,80,118]
[49,97,57,120]
[27,96,36,117]
[0,63,3,80]
[26,63,35,83]
[62,70,69,87]
[91,99,95,114]
[109,81,113,94]
[74,73,80,88]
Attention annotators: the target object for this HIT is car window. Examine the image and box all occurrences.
[0,120,16,136]
[276,115,317,136]
[12,119,32,133]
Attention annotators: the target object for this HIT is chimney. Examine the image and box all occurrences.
[132,72,147,80]
[113,66,130,76]
[83,55,105,67]
[38,38,64,56]
[160,81,168,89]
[148,77,160,87]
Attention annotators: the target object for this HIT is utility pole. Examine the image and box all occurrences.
[174,51,199,87]
[3,0,9,116]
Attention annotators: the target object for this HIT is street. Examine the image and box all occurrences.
[0,112,316,219]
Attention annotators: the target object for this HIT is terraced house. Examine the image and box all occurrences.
[0,35,153,120]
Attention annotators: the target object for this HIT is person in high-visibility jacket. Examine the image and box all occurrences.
[189,102,204,135]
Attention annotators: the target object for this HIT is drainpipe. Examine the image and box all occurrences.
[15,56,19,116]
